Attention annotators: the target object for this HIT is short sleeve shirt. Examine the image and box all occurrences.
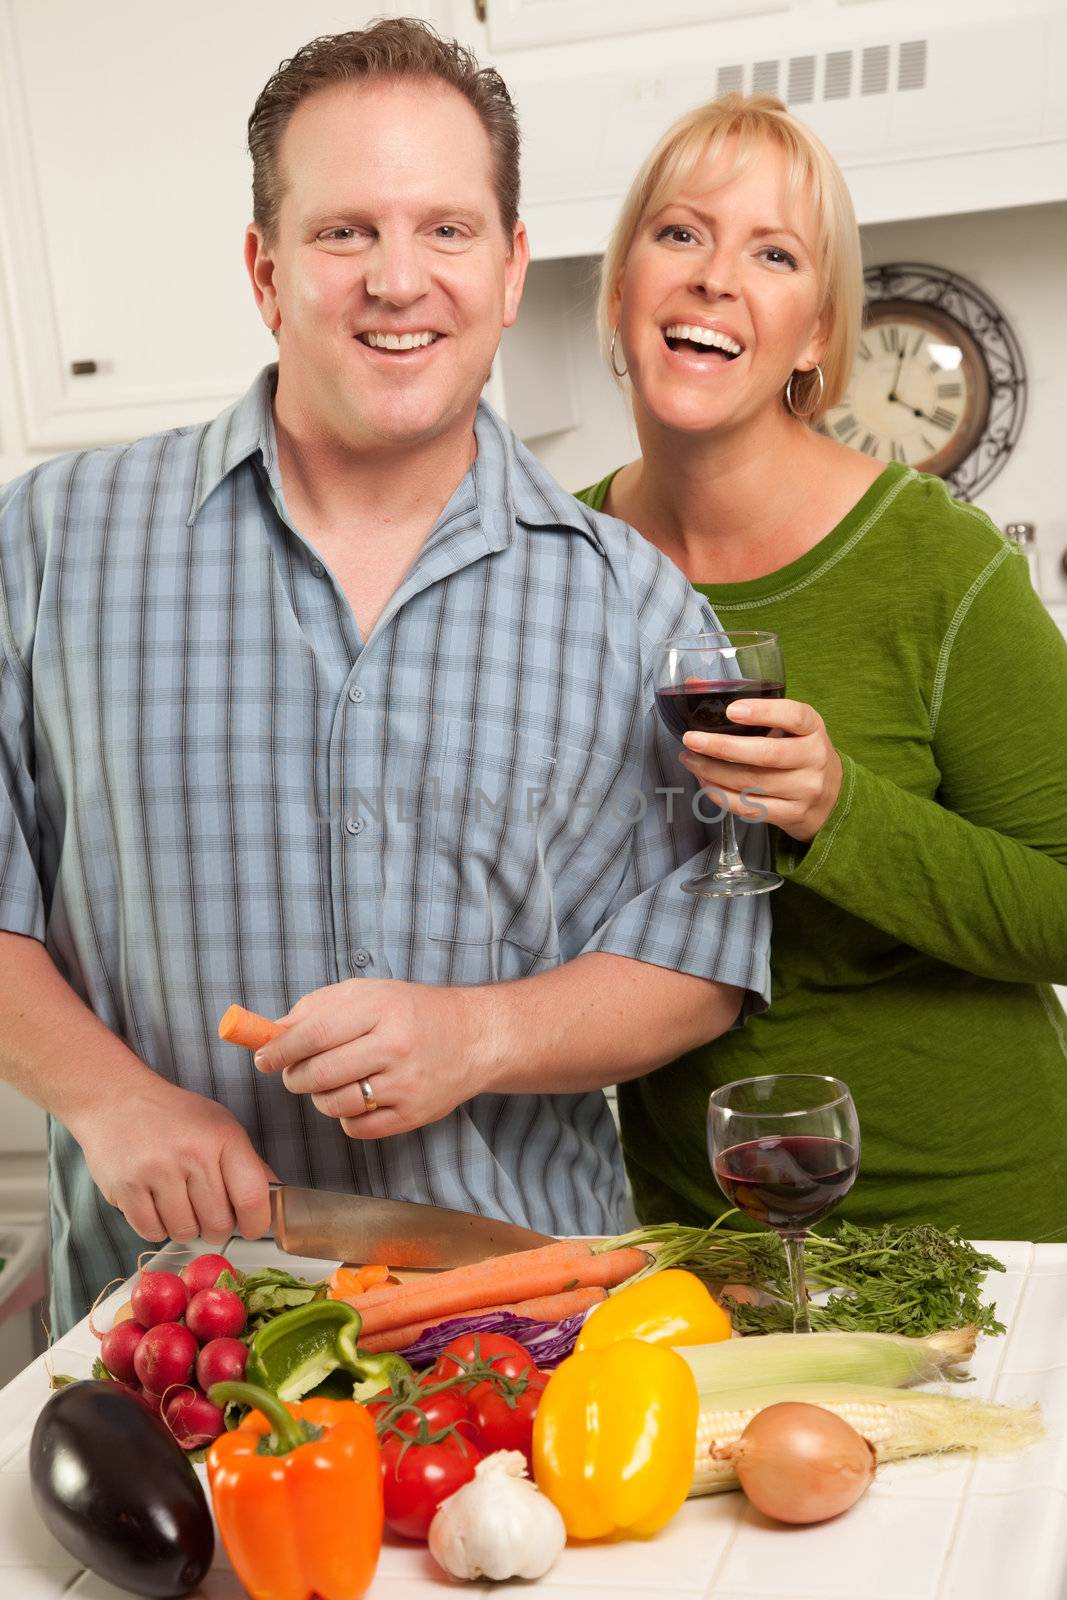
[0,366,771,1332]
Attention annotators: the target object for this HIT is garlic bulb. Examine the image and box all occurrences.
[428,1449,567,1582]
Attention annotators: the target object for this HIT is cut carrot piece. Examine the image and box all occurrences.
[328,1266,368,1302]
[328,1263,392,1302]
[356,1263,391,1290]
[350,1243,648,1337]
[356,1285,607,1353]
[218,1004,287,1050]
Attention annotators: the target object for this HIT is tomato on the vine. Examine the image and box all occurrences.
[431,1332,535,1386]
[370,1381,475,1442]
[379,1430,482,1540]
[467,1370,547,1467]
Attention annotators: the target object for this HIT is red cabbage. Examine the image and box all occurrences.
[395,1309,590,1370]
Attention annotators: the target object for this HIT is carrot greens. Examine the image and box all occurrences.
[595,1217,1005,1338]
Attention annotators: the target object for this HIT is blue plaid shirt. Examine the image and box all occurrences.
[0,366,770,1333]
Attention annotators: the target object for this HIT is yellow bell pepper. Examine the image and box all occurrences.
[575,1268,731,1353]
[532,1339,698,1540]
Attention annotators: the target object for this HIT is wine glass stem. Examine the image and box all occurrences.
[782,1233,811,1334]
[715,811,749,882]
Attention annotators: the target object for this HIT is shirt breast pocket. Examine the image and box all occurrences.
[427,719,559,954]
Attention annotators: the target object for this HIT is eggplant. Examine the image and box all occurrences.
[30,1379,214,1598]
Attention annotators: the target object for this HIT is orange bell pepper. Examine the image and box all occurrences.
[207,1380,382,1600]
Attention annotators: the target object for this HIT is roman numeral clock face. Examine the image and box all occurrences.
[823,299,991,478]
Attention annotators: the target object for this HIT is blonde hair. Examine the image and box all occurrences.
[597,94,862,423]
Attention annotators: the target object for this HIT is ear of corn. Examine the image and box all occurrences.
[680,1326,976,1394]
[689,1381,1044,1497]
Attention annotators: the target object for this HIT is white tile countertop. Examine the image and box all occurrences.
[1,1237,1065,1600]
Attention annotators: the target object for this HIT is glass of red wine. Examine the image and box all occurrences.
[654,630,784,897]
[708,1074,860,1333]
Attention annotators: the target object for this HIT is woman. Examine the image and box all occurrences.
[578,95,1067,1240]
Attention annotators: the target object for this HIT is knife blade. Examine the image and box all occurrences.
[269,1184,556,1268]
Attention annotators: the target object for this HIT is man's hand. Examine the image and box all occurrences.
[253,980,487,1140]
[678,697,844,844]
[65,1079,277,1244]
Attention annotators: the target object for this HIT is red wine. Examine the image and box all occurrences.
[655,679,784,740]
[714,1135,859,1231]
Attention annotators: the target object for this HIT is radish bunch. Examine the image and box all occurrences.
[98,1254,248,1451]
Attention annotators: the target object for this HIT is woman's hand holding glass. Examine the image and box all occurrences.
[679,697,844,844]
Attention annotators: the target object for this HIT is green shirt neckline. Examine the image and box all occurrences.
[591,461,911,605]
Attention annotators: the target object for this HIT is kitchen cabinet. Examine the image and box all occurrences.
[0,0,449,454]
[478,0,784,53]
[475,0,1067,261]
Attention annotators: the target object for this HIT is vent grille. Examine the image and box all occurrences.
[898,39,928,90]
[752,59,780,96]
[861,44,890,95]
[824,50,853,99]
[787,54,816,104]
[716,40,927,106]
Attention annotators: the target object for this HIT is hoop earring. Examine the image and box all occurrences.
[610,327,628,379]
[785,363,824,419]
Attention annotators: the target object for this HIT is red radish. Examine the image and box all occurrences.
[100,1320,147,1385]
[185,1287,246,1342]
[162,1386,227,1450]
[140,1388,163,1416]
[134,1321,198,1395]
[130,1270,188,1329]
[179,1254,235,1296]
[195,1337,248,1391]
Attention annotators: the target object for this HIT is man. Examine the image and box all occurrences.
[0,21,770,1335]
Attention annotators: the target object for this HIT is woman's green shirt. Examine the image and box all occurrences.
[577,464,1067,1240]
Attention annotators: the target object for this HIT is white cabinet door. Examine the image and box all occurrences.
[0,1,446,452]
[483,0,783,52]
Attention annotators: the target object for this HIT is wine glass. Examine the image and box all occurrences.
[654,630,784,897]
[707,1074,860,1334]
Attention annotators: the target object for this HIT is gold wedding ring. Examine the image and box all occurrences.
[359,1077,379,1113]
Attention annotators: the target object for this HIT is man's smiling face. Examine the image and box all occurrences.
[246,77,528,454]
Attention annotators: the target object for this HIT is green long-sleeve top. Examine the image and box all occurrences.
[577,463,1067,1240]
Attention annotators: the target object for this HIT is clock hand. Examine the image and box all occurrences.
[886,350,905,405]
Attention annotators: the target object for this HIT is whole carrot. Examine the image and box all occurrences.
[218,1004,287,1050]
[351,1243,649,1337]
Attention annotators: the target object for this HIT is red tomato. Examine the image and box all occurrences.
[368,1382,474,1441]
[431,1332,535,1387]
[467,1372,547,1467]
[380,1431,482,1540]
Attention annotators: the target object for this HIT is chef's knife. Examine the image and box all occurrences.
[269,1184,555,1268]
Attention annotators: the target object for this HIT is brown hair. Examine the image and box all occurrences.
[598,93,863,423]
[248,17,521,244]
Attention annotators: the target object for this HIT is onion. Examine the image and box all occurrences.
[716,1402,876,1524]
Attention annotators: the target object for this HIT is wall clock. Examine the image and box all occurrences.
[821,263,1027,502]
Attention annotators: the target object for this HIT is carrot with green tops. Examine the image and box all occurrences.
[355,1285,607,1352]
[346,1241,649,1337]
[218,1004,287,1050]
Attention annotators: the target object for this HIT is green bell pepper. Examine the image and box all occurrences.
[245,1300,412,1402]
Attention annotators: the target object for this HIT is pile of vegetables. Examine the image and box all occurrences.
[40,1219,1046,1597]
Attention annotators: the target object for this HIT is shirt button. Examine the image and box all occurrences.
[353,948,371,968]
[310,559,326,578]
[348,685,365,703]
[344,815,365,836]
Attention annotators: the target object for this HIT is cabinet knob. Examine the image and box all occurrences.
[70,360,98,376]
[473,0,487,18]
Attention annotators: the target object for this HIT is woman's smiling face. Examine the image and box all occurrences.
[613,137,829,437]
